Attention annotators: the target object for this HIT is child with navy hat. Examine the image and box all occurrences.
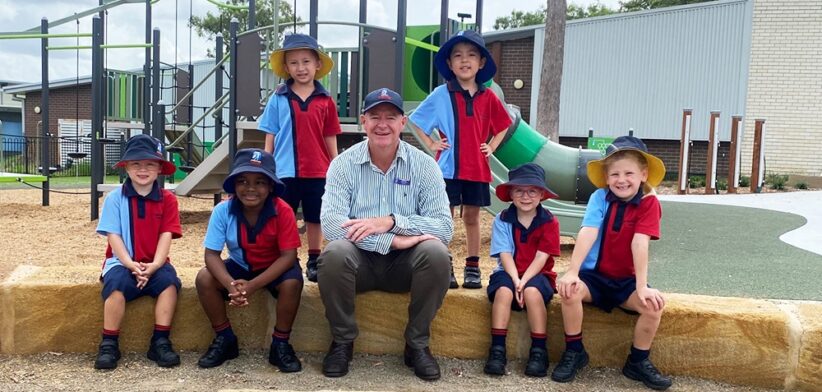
[258,33,342,283]
[484,163,561,378]
[94,134,183,370]
[552,136,671,390]
[195,148,304,373]
[409,30,512,289]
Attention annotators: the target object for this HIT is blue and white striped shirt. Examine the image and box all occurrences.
[321,140,453,254]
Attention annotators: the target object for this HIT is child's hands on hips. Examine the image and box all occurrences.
[428,138,450,152]
[480,143,495,157]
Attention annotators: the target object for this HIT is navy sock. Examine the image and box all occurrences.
[308,249,321,262]
[465,256,480,268]
[565,332,584,352]
[630,346,650,362]
[214,321,236,341]
[152,324,171,342]
[531,332,547,350]
[491,328,507,347]
[272,328,291,344]
[102,328,120,343]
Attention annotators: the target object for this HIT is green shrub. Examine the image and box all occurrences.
[766,173,788,190]
[688,175,705,189]
[739,176,751,187]
[795,182,808,190]
[716,178,728,191]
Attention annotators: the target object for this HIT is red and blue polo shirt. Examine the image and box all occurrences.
[203,196,301,272]
[590,190,662,279]
[258,80,342,179]
[96,179,182,277]
[489,205,561,289]
[409,81,512,183]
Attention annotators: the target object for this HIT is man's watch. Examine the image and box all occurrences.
[389,213,396,231]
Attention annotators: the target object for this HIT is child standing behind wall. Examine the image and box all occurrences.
[258,33,341,282]
[410,30,512,290]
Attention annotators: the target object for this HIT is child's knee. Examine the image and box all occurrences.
[640,305,664,320]
[494,287,514,301]
[195,267,215,288]
[462,209,480,225]
[523,286,542,300]
[277,279,303,296]
[105,290,125,303]
[560,290,585,305]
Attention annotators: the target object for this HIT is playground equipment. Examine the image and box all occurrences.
[676,109,764,195]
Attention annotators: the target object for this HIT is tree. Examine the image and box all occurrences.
[190,0,300,57]
[619,0,715,12]
[536,0,566,142]
[567,3,616,20]
[493,8,547,30]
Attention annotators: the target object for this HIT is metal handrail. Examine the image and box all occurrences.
[167,90,229,148]
[166,53,231,114]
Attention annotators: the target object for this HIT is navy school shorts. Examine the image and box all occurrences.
[486,270,553,311]
[445,179,491,207]
[579,269,645,313]
[280,177,326,223]
[101,263,181,301]
[220,259,303,300]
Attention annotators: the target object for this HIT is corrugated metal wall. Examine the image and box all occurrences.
[537,0,753,141]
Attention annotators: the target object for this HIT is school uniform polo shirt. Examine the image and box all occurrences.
[587,189,662,279]
[258,80,342,179]
[490,205,561,289]
[409,81,511,183]
[203,196,301,272]
[96,179,182,277]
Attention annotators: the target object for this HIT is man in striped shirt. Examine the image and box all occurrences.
[317,88,453,381]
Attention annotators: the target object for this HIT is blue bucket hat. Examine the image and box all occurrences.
[495,163,558,202]
[361,87,404,114]
[222,148,285,195]
[269,33,334,80]
[434,30,496,84]
[114,134,176,176]
[587,136,666,188]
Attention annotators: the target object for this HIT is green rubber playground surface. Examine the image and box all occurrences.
[0,172,46,183]
[652,202,822,301]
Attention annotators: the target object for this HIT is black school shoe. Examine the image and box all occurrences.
[462,266,482,289]
[268,341,302,372]
[550,349,589,382]
[306,258,318,282]
[147,337,181,367]
[483,345,507,375]
[622,357,673,390]
[94,339,121,370]
[524,347,548,377]
[198,335,240,368]
[403,345,441,381]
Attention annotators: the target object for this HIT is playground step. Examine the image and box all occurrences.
[0,266,819,391]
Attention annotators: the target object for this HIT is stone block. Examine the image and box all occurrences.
[796,303,822,392]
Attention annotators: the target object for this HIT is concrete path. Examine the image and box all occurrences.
[659,191,822,256]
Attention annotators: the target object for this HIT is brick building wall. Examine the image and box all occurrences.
[22,85,92,137]
[742,0,822,176]
[490,37,535,122]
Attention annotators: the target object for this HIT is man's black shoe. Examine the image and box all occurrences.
[622,357,673,390]
[268,341,302,372]
[482,345,507,375]
[524,347,548,377]
[449,267,459,289]
[322,341,353,377]
[550,349,589,382]
[197,335,239,368]
[403,344,441,381]
[147,337,181,368]
[306,258,318,282]
[94,339,121,370]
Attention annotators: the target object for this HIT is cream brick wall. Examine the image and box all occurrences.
[742,0,822,176]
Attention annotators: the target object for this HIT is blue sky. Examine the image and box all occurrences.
[0,0,620,83]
